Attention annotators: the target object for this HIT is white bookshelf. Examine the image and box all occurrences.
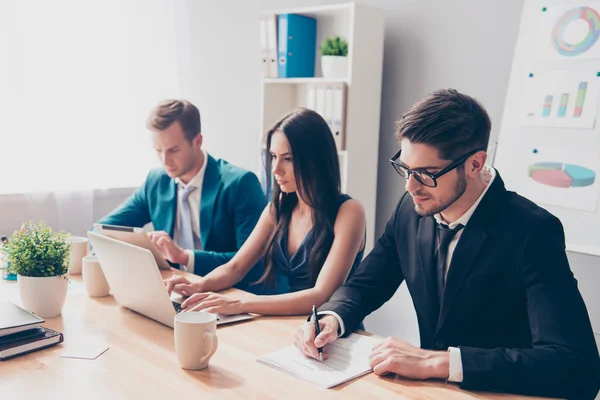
[259,2,385,253]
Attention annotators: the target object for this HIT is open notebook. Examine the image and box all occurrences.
[257,333,380,388]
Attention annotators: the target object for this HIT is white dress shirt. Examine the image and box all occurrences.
[323,165,496,384]
[173,150,207,272]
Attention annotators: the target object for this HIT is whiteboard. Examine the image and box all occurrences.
[494,0,600,256]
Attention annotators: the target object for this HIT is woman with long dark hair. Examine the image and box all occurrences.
[163,108,365,315]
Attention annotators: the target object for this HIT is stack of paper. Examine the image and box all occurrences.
[257,333,379,388]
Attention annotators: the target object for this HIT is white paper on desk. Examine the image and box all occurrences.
[256,333,379,388]
[66,280,87,296]
[61,341,110,360]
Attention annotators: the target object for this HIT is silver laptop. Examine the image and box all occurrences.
[87,231,254,328]
[92,223,171,270]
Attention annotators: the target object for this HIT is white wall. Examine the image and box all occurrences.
[177,1,262,174]
[0,1,262,237]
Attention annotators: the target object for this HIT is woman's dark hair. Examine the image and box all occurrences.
[257,108,341,287]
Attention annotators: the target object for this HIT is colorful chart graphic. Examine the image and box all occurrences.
[542,94,553,116]
[541,81,588,118]
[551,6,600,56]
[557,93,569,117]
[528,162,596,188]
[574,82,588,117]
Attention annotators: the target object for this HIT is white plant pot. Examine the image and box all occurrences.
[18,274,68,318]
[321,55,348,79]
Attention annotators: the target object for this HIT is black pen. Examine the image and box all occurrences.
[312,305,323,361]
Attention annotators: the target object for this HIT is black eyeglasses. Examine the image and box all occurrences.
[389,148,484,188]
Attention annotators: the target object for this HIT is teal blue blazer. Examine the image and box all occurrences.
[98,154,268,293]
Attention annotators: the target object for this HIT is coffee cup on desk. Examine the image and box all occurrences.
[67,236,89,275]
[174,312,218,370]
[82,255,110,297]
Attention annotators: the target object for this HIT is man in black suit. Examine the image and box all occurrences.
[295,89,600,399]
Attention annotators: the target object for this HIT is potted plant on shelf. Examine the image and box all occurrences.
[320,35,349,79]
[1,222,71,318]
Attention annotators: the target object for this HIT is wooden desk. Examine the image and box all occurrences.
[0,270,552,399]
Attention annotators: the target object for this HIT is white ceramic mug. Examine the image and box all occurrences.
[174,312,218,370]
[67,236,89,275]
[82,255,110,297]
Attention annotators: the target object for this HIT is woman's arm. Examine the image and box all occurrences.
[185,200,366,315]
[166,205,275,296]
[199,205,276,292]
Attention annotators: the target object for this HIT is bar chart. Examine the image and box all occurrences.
[542,81,587,118]
[520,69,599,129]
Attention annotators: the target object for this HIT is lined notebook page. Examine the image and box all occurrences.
[257,333,380,388]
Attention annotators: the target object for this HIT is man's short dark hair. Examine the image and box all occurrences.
[147,99,201,142]
[395,89,491,160]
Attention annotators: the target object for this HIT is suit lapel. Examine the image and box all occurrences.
[200,155,222,248]
[164,179,177,237]
[417,216,441,331]
[435,169,506,334]
[436,226,486,334]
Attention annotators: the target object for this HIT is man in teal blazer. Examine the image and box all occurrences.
[98,100,266,293]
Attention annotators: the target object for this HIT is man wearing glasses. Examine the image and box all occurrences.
[295,89,600,399]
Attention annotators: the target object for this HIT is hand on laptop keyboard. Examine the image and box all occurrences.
[172,301,220,320]
[172,301,184,313]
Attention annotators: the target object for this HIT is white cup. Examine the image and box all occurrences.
[67,236,89,275]
[174,312,218,370]
[82,255,110,297]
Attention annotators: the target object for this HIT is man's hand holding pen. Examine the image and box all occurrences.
[294,314,339,361]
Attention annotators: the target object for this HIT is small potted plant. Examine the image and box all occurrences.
[1,222,71,318]
[320,35,349,79]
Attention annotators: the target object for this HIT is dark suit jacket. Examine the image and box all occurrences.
[99,154,270,294]
[320,171,600,399]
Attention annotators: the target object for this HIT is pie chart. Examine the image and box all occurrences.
[528,162,596,188]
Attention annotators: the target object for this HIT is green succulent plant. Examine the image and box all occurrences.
[1,222,71,277]
[320,35,348,57]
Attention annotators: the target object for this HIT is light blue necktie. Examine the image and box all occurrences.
[176,184,196,252]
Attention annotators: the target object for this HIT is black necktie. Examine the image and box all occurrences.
[436,223,464,302]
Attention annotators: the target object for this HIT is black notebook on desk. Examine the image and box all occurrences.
[0,301,44,337]
[0,327,63,361]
